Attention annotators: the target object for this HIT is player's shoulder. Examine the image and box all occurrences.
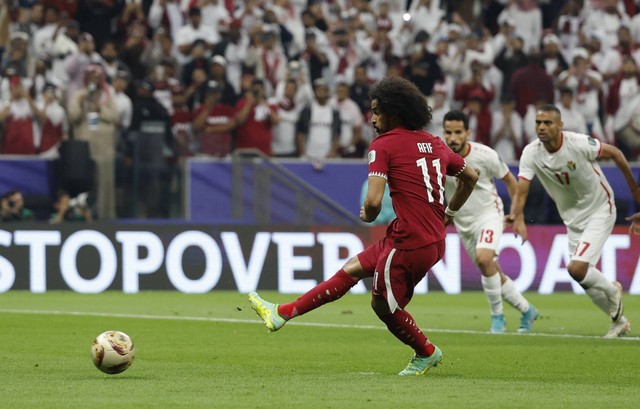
[468,141,497,155]
[563,131,595,145]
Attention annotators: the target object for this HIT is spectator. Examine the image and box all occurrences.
[49,191,92,224]
[333,81,365,158]
[509,51,554,117]
[234,79,279,156]
[181,39,210,87]
[147,0,184,41]
[128,79,174,218]
[328,26,361,85]
[45,17,80,86]
[588,31,623,83]
[246,26,288,94]
[556,87,587,135]
[407,30,443,97]
[209,55,238,106]
[0,77,42,155]
[170,84,196,159]
[582,0,629,48]
[454,61,495,145]
[211,18,249,95]
[192,80,237,157]
[1,31,30,78]
[349,64,372,117]
[119,22,149,81]
[296,78,340,161]
[141,28,180,80]
[541,34,569,80]
[498,0,542,53]
[295,29,329,85]
[557,47,605,140]
[99,39,130,83]
[426,82,451,139]
[555,0,583,62]
[76,0,121,50]
[491,95,523,163]
[607,56,640,159]
[270,78,301,158]
[175,6,219,63]
[0,190,34,222]
[63,32,102,104]
[37,82,67,157]
[494,34,528,96]
[67,64,118,219]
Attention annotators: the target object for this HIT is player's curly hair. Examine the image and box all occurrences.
[368,77,432,130]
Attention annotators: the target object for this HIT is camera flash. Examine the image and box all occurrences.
[403,13,411,22]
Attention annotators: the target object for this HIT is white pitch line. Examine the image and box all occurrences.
[1,308,638,342]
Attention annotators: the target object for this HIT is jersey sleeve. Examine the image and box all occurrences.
[518,148,536,181]
[584,135,602,161]
[490,149,510,179]
[367,140,390,180]
[446,147,466,176]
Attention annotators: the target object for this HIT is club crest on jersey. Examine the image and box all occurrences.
[368,150,376,164]
[588,137,596,146]
[567,161,576,171]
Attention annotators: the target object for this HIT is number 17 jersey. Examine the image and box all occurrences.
[368,128,466,249]
[518,131,614,230]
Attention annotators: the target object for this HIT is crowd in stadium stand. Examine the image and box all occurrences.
[0,0,639,220]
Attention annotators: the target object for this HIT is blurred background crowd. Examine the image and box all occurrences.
[0,0,639,222]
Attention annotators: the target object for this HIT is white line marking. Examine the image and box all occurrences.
[1,308,638,341]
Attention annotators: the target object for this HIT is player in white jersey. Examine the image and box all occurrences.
[443,110,538,333]
[507,104,640,338]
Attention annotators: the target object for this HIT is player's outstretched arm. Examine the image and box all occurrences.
[361,176,386,223]
[445,166,478,226]
[505,177,531,243]
[600,143,640,204]
[625,213,640,235]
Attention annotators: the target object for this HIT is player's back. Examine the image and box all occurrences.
[369,128,465,249]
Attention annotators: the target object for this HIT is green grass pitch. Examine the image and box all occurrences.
[0,291,638,409]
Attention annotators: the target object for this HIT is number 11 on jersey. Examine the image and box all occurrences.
[416,157,444,204]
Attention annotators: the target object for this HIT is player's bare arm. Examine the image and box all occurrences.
[599,143,640,205]
[445,166,478,226]
[505,177,531,243]
[361,176,386,223]
[501,172,518,204]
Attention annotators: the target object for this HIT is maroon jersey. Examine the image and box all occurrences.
[368,128,466,249]
[195,103,235,157]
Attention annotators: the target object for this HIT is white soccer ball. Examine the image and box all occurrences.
[91,330,136,374]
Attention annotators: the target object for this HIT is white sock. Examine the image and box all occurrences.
[481,274,503,315]
[585,287,610,315]
[580,267,618,317]
[501,276,530,314]
[580,267,616,297]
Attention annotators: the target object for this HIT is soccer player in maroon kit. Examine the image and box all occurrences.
[250,77,478,375]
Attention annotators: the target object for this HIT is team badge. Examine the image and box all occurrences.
[588,137,596,146]
[368,150,376,164]
[567,161,576,171]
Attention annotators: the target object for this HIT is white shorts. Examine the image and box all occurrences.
[567,205,616,264]
[456,211,504,265]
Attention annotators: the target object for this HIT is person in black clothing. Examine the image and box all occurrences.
[407,30,443,96]
[127,79,175,218]
[494,35,528,97]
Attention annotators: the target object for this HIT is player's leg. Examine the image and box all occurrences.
[370,240,445,375]
[464,217,507,333]
[567,211,630,337]
[498,268,538,332]
[248,239,380,331]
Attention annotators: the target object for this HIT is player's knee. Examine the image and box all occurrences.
[371,296,390,317]
[567,261,588,281]
[475,252,494,271]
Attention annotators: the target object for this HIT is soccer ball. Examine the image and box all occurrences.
[91,330,136,374]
